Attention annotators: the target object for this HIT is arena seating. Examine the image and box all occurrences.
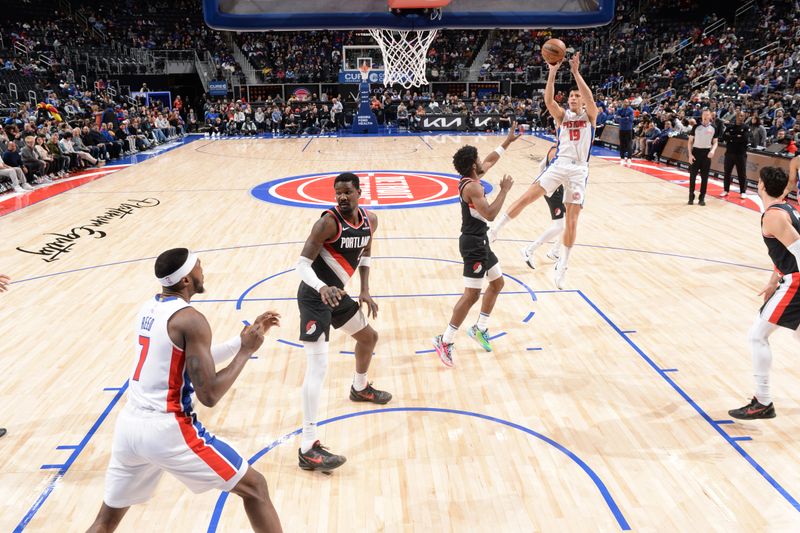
[0,0,798,198]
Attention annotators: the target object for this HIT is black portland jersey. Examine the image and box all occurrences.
[763,203,800,275]
[459,177,489,236]
[312,206,372,289]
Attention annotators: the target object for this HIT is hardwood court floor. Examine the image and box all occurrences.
[2,135,799,532]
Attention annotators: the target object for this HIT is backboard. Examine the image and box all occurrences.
[203,0,615,31]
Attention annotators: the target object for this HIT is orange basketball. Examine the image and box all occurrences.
[541,38,566,65]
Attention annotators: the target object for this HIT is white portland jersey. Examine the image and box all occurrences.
[555,109,594,162]
[128,294,194,414]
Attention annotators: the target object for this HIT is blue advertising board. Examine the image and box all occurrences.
[209,80,228,96]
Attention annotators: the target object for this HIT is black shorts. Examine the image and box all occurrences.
[459,233,499,278]
[545,186,565,220]
[759,273,800,330]
[297,282,360,342]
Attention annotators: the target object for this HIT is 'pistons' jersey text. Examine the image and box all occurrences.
[556,109,594,162]
[128,294,194,414]
[311,207,372,289]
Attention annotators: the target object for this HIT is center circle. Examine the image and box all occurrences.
[250,170,493,210]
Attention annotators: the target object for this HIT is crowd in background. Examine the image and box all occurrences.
[1,0,800,195]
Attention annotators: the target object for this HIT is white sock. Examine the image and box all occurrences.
[558,245,572,270]
[353,371,368,391]
[476,312,490,331]
[442,323,458,344]
[749,317,777,405]
[493,213,511,233]
[531,219,565,251]
[301,339,328,453]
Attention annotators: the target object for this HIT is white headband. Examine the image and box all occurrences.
[158,252,198,287]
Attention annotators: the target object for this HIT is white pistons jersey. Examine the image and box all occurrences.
[555,109,594,162]
[128,294,193,414]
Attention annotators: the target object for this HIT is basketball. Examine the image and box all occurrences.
[541,38,567,65]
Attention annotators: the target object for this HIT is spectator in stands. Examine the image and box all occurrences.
[128,119,153,149]
[20,136,50,182]
[615,99,634,165]
[234,107,245,130]
[225,116,238,136]
[302,106,320,135]
[114,122,136,153]
[331,99,343,130]
[60,132,101,167]
[784,112,796,131]
[210,117,225,137]
[397,102,409,130]
[254,108,266,132]
[34,135,63,178]
[0,154,33,192]
[634,117,650,157]
[72,128,104,162]
[168,111,184,136]
[370,97,384,125]
[150,115,168,143]
[643,121,662,160]
[722,111,750,197]
[187,108,198,133]
[769,116,786,140]
[83,126,111,160]
[271,106,282,134]
[651,121,674,161]
[42,134,70,175]
[242,115,257,136]
[72,128,99,160]
[155,113,173,139]
[283,107,299,135]
[771,129,789,147]
[737,80,751,95]
[48,133,76,170]
[99,124,124,158]
[749,116,767,148]
[595,105,608,140]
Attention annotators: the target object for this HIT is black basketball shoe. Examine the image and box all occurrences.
[728,397,776,420]
[350,383,392,404]
[298,441,346,472]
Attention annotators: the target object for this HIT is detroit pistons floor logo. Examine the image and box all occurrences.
[251,170,492,210]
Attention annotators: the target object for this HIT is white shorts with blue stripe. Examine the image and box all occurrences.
[103,403,248,508]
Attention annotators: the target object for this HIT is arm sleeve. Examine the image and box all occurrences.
[296,256,326,292]
[210,336,241,364]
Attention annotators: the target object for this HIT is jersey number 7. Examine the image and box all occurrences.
[133,335,150,381]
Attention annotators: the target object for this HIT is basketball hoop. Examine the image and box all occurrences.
[369,28,438,88]
[370,0,450,88]
[359,63,372,82]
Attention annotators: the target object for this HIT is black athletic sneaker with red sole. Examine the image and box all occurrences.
[298,441,346,472]
[728,397,776,420]
[349,383,392,404]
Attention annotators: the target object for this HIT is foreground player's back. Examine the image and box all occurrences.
[128,294,192,414]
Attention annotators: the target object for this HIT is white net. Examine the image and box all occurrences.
[368,28,439,88]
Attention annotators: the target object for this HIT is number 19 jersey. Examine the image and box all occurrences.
[556,109,594,162]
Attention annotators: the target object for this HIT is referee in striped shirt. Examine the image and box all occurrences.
[687,109,719,206]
